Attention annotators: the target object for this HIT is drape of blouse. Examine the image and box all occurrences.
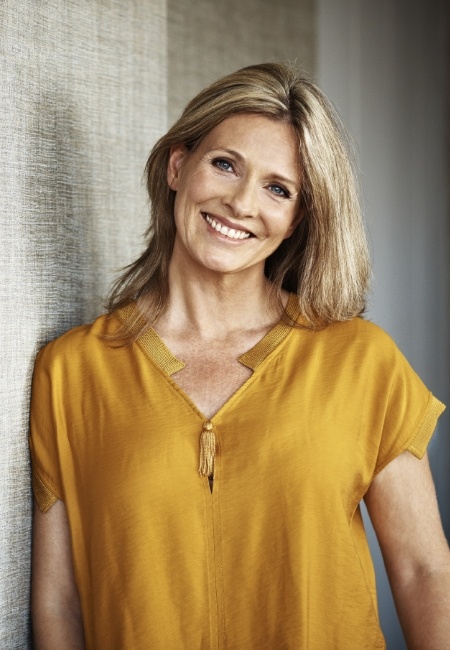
[30,296,445,649]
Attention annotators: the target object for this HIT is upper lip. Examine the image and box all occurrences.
[202,212,253,235]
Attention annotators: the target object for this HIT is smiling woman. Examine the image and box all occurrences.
[108,62,371,334]
[167,114,302,280]
[29,63,450,650]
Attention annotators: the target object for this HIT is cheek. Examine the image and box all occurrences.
[172,179,208,232]
[180,170,217,207]
[283,207,301,238]
[172,193,188,234]
[283,220,297,239]
[266,209,298,240]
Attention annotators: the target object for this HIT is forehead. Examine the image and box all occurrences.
[198,113,300,174]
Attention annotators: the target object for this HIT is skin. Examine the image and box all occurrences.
[365,452,450,649]
[32,501,84,649]
[159,114,302,418]
[167,113,302,282]
[32,114,450,648]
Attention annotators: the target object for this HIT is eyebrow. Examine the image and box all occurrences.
[214,147,301,190]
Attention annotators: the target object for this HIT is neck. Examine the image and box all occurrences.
[155,263,284,341]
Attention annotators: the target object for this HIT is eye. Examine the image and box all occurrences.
[268,184,290,199]
[213,158,234,172]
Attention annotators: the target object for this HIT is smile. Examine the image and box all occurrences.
[203,214,252,240]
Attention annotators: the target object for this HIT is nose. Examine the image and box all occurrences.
[222,178,258,218]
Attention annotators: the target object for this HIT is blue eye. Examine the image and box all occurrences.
[213,158,233,172]
[269,184,289,198]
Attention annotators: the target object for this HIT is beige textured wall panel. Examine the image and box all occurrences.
[167,0,315,123]
[0,1,166,646]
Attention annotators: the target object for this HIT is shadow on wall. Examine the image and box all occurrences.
[26,89,103,349]
[15,88,104,643]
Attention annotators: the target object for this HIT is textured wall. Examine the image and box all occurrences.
[0,1,166,645]
[167,0,315,124]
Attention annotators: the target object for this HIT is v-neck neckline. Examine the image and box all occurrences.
[118,293,300,377]
[117,294,300,477]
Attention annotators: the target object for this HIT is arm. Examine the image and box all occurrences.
[32,499,85,649]
[365,451,450,650]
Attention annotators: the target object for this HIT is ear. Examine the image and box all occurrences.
[167,144,189,190]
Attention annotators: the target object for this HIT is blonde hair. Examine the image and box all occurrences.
[107,62,370,335]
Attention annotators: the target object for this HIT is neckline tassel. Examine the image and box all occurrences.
[198,421,216,478]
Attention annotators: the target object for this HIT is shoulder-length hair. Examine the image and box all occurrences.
[107,62,371,338]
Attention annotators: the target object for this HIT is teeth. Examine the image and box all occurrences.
[205,214,251,240]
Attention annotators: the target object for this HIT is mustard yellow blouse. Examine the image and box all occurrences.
[30,296,445,649]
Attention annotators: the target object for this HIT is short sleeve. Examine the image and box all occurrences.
[29,345,64,512]
[372,334,445,475]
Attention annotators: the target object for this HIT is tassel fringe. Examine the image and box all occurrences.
[198,421,216,477]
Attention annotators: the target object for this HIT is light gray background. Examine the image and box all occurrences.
[317,1,449,647]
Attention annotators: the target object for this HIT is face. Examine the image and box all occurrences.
[167,113,302,281]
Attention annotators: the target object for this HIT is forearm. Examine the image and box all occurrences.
[32,602,85,650]
[365,453,450,649]
[391,567,450,650]
[32,500,85,649]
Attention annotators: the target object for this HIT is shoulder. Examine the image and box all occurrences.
[335,318,418,374]
[35,312,120,372]
[296,316,405,362]
[320,319,434,406]
[287,316,426,393]
[330,317,399,352]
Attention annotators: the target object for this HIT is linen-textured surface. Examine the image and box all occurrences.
[0,1,166,646]
[30,298,444,649]
[167,0,315,123]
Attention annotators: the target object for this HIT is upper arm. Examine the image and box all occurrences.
[364,451,449,584]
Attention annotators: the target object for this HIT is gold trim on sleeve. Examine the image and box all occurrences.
[32,470,58,513]
[408,394,446,459]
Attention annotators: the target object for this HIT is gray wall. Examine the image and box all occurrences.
[0,2,167,645]
[317,1,450,647]
[167,0,315,124]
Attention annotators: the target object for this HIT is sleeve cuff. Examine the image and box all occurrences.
[32,469,59,513]
[407,393,446,459]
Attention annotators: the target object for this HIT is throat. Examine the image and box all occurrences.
[171,354,253,420]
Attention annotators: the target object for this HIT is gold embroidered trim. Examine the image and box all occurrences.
[119,295,299,376]
[118,303,185,375]
[408,395,446,459]
[117,303,148,337]
[139,328,185,375]
[32,470,58,513]
[238,293,300,370]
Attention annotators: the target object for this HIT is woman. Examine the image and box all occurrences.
[30,63,450,649]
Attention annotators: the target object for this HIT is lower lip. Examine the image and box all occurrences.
[202,214,251,244]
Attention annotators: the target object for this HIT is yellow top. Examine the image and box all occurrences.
[30,296,445,649]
